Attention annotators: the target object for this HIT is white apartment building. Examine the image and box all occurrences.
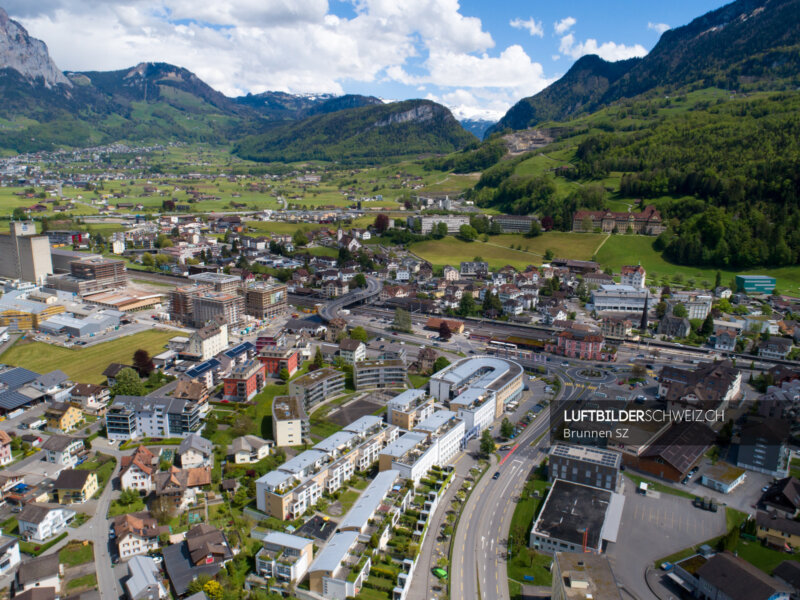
[413,410,465,466]
[620,265,646,289]
[450,388,497,433]
[591,284,649,313]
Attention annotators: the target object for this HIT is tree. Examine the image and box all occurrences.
[313,347,324,368]
[155,234,173,248]
[435,222,449,238]
[544,249,554,261]
[480,429,496,456]
[525,220,542,238]
[393,308,412,333]
[701,314,714,337]
[292,230,308,247]
[155,254,170,268]
[204,413,218,437]
[632,364,647,378]
[150,495,175,525]
[374,213,390,233]
[350,326,368,343]
[655,301,667,318]
[438,321,452,341]
[119,488,140,506]
[457,292,475,317]
[133,349,154,376]
[457,224,478,241]
[352,273,367,288]
[482,290,502,313]
[672,303,688,318]
[279,368,291,382]
[500,418,514,439]
[715,271,722,289]
[433,356,451,373]
[141,252,154,267]
[12,207,26,221]
[232,415,255,437]
[111,368,145,396]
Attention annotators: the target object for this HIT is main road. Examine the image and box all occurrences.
[451,365,585,600]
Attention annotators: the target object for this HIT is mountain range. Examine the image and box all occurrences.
[489,0,800,136]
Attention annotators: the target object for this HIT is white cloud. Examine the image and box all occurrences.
[551,54,561,61]
[509,17,543,38]
[559,33,647,61]
[647,22,670,34]
[554,16,576,35]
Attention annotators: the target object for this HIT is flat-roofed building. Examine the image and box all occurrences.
[549,443,622,491]
[591,284,648,313]
[188,272,240,294]
[386,389,434,430]
[222,359,266,402]
[338,470,400,534]
[307,531,370,599]
[258,346,301,378]
[288,368,345,410]
[255,531,314,585]
[193,292,245,328]
[353,359,406,390]
[552,553,622,600]
[529,479,624,555]
[413,410,465,466]
[272,395,309,447]
[245,283,288,319]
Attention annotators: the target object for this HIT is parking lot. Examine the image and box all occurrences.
[608,479,726,600]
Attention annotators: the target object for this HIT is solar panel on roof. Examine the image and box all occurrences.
[185,358,221,378]
[0,390,35,410]
[0,367,39,390]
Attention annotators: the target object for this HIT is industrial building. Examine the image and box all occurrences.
[0,221,52,283]
[38,310,123,338]
[736,275,776,294]
[0,288,66,330]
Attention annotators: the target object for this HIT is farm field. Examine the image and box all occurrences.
[0,329,175,384]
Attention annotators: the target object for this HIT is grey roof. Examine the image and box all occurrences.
[41,434,80,452]
[34,370,69,389]
[342,415,383,434]
[309,530,360,574]
[0,367,39,389]
[178,433,212,456]
[338,470,399,532]
[54,469,92,490]
[313,431,358,454]
[12,589,56,600]
[0,390,36,410]
[184,593,210,600]
[387,389,427,410]
[110,395,188,415]
[125,555,160,598]
[255,469,293,488]
[262,531,313,552]
[432,356,522,393]
[381,432,427,458]
[773,560,800,589]
[414,410,458,434]
[279,449,328,474]
[229,435,271,454]
[696,552,790,600]
[17,553,60,584]
[18,503,72,525]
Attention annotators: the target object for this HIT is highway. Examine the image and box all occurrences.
[317,275,382,322]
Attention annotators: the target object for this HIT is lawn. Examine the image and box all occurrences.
[66,573,97,590]
[596,234,800,297]
[408,374,430,389]
[59,541,94,567]
[0,329,175,384]
[623,472,696,500]
[410,232,607,270]
[245,221,326,235]
[507,476,552,586]
[108,497,146,517]
[78,453,116,494]
[338,489,361,514]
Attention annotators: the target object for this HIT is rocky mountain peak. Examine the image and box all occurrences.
[0,6,71,87]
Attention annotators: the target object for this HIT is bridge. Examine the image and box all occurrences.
[318,275,382,322]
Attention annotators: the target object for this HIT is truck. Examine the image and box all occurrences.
[693,496,718,512]
[638,482,648,495]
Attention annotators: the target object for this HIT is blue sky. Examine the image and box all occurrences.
[9,0,731,120]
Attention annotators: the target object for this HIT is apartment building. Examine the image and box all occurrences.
[353,359,406,390]
[288,369,345,410]
[105,395,204,441]
[414,215,469,234]
[183,317,228,360]
[386,389,435,430]
[168,283,212,324]
[255,417,398,520]
[549,443,622,491]
[222,359,266,402]
[619,265,646,289]
[193,292,245,328]
[413,410,465,466]
[591,284,648,313]
[255,532,314,585]
[188,272,240,294]
[272,395,309,447]
[245,283,288,319]
[259,346,301,378]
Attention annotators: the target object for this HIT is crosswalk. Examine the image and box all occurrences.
[563,382,598,390]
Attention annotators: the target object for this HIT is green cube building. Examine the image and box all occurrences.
[735,275,776,294]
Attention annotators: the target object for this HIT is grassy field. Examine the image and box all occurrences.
[411,232,607,270]
[596,234,800,296]
[59,541,94,567]
[507,477,552,586]
[623,473,695,500]
[0,330,175,384]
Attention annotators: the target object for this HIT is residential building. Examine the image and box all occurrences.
[188,272,240,294]
[256,418,398,520]
[760,336,793,360]
[308,530,370,599]
[17,503,75,542]
[658,315,691,338]
[193,292,245,328]
[163,524,233,597]
[184,317,229,360]
[0,430,12,466]
[222,359,266,402]
[245,283,288,319]
[700,462,747,494]
[16,553,61,595]
[551,553,622,600]
[178,434,214,469]
[40,435,84,468]
[229,435,274,464]
[415,215,469,234]
[529,480,624,554]
[44,402,83,433]
[322,279,349,298]
[424,317,465,334]
[761,477,800,518]
[714,327,738,352]
[53,470,98,503]
[272,396,309,447]
[125,555,168,600]
[0,535,20,577]
[69,383,110,416]
[620,265,646,289]
[670,291,713,320]
[338,339,366,364]
[105,396,203,441]
[259,346,301,378]
[591,284,648,313]
[353,359,406,389]
[547,330,614,362]
[773,561,800,597]
[103,363,133,386]
[600,317,633,338]
[168,284,212,324]
[459,261,489,278]
[736,275,777,295]
[172,379,209,404]
[572,205,664,234]
[548,443,621,491]
[658,361,742,411]
[387,389,435,430]
[114,512,168,560]
[120,446,159,494]
[736,418,789,477]
[153,466,212,510]
[255,532,314,585]
[442,265,458,281]
[288,369,345,410]
[756,510,800,550]
[413,410,465,467]
[695,552,790,600]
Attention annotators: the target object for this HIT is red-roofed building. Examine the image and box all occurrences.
[572,205,665,235]
[546,330,615,361]
[620,265,647,289]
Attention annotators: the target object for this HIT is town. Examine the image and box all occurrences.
[0,143,795,600]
